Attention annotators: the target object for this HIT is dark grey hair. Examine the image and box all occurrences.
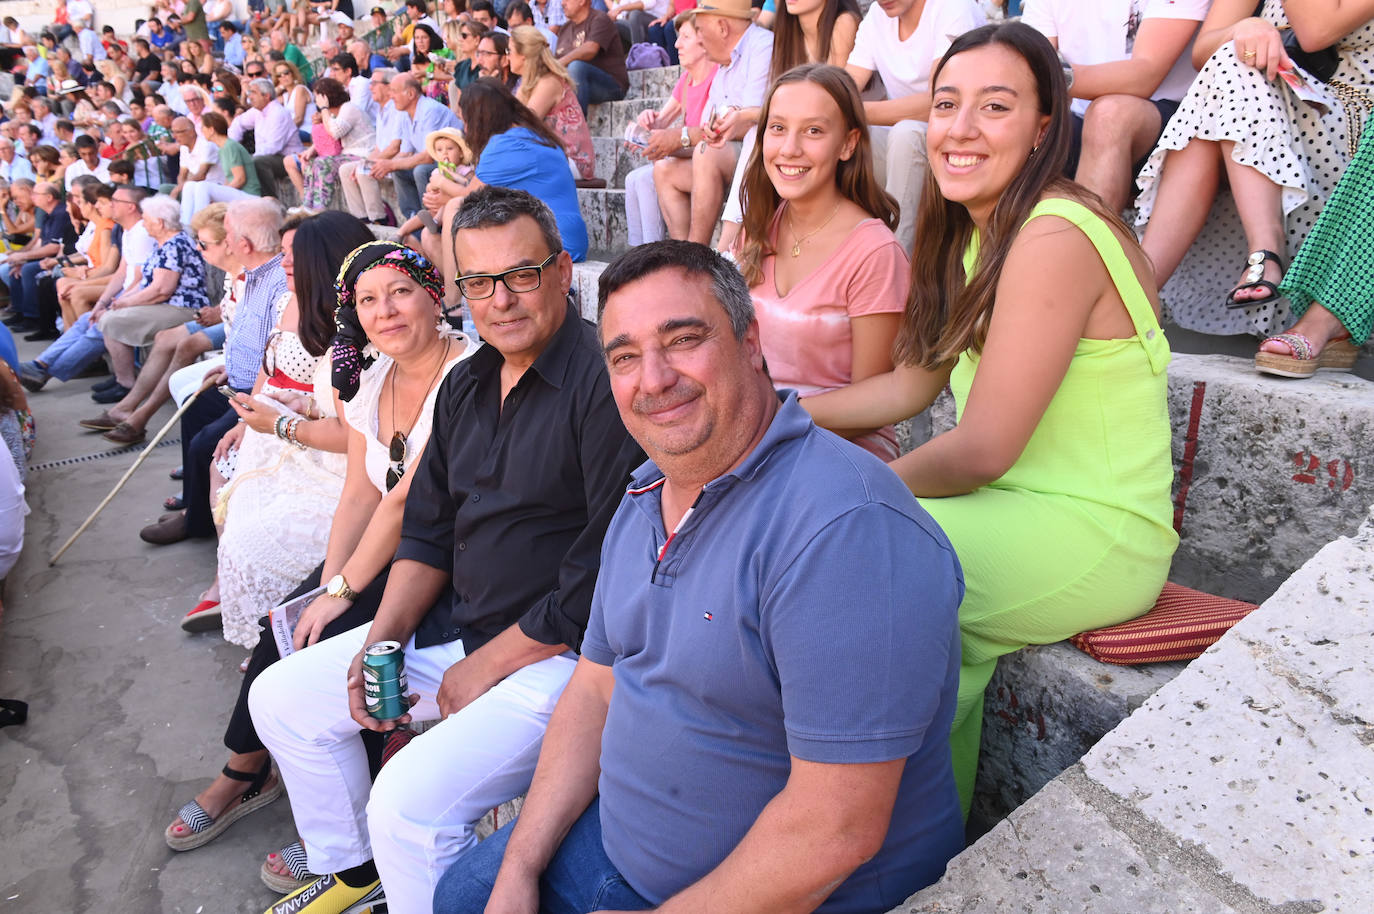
[451,185,563,260]
[597,240,754,341]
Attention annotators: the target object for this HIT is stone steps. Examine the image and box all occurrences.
[627,66,683,99]
[899,503,1374,914]
[578,187,630,259]
[587,96,672,141]
[592,136,651,190]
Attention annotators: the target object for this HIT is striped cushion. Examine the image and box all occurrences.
[1070,583,1259,665]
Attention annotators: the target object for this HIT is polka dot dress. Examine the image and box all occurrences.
[264,328,318,389]
[1134,2,1374,339]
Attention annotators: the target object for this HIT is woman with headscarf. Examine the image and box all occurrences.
[162,241,478,892]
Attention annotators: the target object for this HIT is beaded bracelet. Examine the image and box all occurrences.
[286,417,307,450]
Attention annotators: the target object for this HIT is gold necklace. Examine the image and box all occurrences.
[787,201,842,257]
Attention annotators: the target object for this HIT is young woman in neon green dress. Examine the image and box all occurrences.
[805,21,1178,815]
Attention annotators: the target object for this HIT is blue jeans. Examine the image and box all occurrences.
[6,259,47,320]
[35,311,106,381]
[185,320,227,348]
[648,20,678,65]
[433,798,653,914]
[567,61,626,114]
[392,164,435,219]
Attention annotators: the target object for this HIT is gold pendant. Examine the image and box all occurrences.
[791,241,801,257]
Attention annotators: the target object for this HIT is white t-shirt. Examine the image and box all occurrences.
[67,0,95,27]
[181,134,223,184]
[617,0,668,20]
[847,0,985,101]
[1022,0,1211,116]
[64,156,110,191]
[120,221,157,293]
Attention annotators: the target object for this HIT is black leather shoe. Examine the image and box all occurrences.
[5,319,37,334]
[92,383,132,404]
[92,376,121,392]
[24,326,59,342]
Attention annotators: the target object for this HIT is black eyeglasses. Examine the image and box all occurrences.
[386,431,407,491]
[456,252,558,300]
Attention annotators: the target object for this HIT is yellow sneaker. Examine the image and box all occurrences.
[263,872,384,914]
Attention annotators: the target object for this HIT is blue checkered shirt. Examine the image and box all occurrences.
[226,253,286,390]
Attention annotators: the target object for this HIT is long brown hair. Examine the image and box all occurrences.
[458,77,565,158]
[894,21,1132,368]
[736,63,896,287]
[769,0,860,82]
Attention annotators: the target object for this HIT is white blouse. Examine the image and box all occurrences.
[343,331,480,495]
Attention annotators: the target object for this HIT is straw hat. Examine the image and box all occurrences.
[676,0,754,28]
[424,127,473,165]
[56,79,83,95]
[330,11,355,27]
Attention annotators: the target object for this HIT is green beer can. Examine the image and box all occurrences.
[363,641,408,721]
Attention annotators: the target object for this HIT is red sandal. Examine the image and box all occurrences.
[181,600,222,632]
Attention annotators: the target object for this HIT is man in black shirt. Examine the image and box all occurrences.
[132,38,162,84]
[250,188,642,914]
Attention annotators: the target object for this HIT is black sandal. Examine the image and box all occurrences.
[1225,249,1286,309]
[164,759,284,851]
[0,699,28,728]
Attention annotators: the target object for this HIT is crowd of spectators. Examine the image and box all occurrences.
[1,0,1373,911]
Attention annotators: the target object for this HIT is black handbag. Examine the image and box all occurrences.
[1251,1,1342,83]
[1282,28,1341,83]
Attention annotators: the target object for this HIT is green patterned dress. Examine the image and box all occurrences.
[1279,114,1374,345]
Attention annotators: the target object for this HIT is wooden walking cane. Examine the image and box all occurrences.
[49,377,217,566]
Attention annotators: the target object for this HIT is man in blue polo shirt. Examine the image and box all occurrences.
[434,240,965,913]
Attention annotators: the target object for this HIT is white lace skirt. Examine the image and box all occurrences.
[215,426,347,648]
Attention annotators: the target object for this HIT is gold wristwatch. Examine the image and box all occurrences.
[325,574,359,601]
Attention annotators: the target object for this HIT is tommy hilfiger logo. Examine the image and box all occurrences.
[703,612,713,622]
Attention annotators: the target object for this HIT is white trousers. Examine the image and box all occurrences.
[338,160,389,223]
[249,622,577,914]
[180,181,259,227]
[625,163,666,246]
[718,129,757,227]
[869,120,930,254]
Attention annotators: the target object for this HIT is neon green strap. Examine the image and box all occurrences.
[1022,198,1170,376]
